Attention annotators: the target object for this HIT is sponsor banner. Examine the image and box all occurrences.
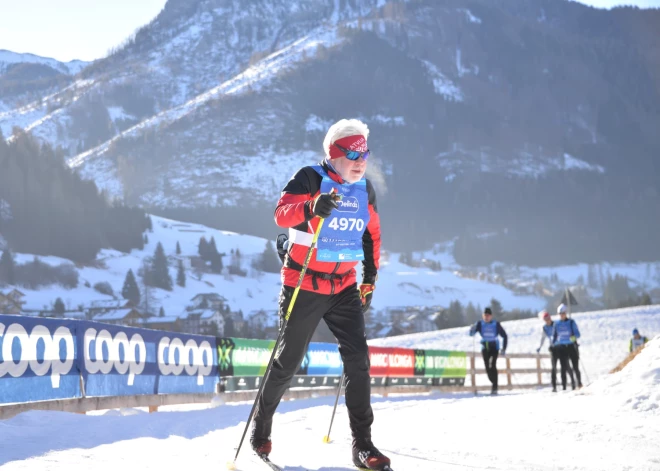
[78,321,158,397]
[387,377,465,387]
[217,337,275,377]
[155,332,217,394]
[367,346,390,377]
[222,375,342,392]
[0,315,80,404]
[300,342,342,376]
[424,350,467,378]
[387,348,415,377]
[369,376,388,387]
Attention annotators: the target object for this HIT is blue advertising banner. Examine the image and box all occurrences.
[78,321,159,397]
[0,315,80,404]
[303,342,343,376]
[156,332,217,394]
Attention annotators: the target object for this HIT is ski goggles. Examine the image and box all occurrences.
[333,143,370,161]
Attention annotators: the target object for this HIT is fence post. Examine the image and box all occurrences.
[470,353,476,394]
[536,356,542,385]
[506,357,512,390]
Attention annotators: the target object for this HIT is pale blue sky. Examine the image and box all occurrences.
[0,0,659,62]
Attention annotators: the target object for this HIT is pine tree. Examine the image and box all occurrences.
[490,298,503,317]
[121,269,140,305]
[0,248,16,285]
[210,250,223,274]
[176,259,186,287]
[198,237,209,260]
[53,297,65,315]
[144,234,149,244]
[159,306,165,317]
[259,241,281,273]
[150,242,172,290]
[176,241,181,255]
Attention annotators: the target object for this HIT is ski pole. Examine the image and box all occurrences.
[228,192,336,470]
[323,371,345,443]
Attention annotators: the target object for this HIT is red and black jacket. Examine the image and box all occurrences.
[274,160,381,295]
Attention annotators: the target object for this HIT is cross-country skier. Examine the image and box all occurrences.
[630,328,648,352]
[552,303,582,389]
[251,119,390,471]
[536,310,559,392]
[469,307,508,395]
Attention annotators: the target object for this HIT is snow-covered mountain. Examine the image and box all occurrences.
[2,0,660,267]
[0,50,88,76]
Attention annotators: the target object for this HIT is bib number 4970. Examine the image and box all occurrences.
[327,217,365,232]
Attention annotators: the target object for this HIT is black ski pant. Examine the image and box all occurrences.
[555,344,575,389]
[549,346,558,389]
[481,344,499,389]
[568,344,582,387]
[254,283,373,442]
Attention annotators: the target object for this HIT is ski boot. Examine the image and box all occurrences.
[352,439,391,470]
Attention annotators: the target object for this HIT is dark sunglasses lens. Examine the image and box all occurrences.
[346,150,369,161]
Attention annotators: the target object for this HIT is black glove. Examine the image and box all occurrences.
[359,283,374,313]
[311,192,338,218]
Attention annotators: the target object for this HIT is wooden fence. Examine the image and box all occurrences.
[1,352,551,419]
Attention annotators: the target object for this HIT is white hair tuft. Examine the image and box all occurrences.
[322,119,369,158]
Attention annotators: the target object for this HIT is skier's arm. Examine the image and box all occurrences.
[552,325,558,344]
[498,322,508,352]
[274,168,316,228]
[469,322,481,336]
[571,320,581,339]
[537,331,546,352]
[629,339,633,353]
[361,179,381,284]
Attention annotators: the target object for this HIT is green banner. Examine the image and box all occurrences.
[424,350,467,378]
[217,337,276,377]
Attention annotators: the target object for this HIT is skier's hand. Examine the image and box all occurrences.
[469,325,477,336]
[359,283,375,313]
[570,335,577,343]
[536,347,541,353]
[311,192,339,218]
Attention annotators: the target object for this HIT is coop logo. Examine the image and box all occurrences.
[84,328,146,386]
[158,337,213,386]
[336,196,359,213]
[0,322,75,388]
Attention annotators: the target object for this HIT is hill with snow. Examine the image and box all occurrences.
[370,304,660,384]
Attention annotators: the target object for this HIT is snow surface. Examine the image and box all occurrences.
[1,330,658,470]
[371,305,660,385]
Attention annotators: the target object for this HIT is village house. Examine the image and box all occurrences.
[92,308,143,327]
[178,309,225,336]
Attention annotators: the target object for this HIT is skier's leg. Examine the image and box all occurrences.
[491,350,499,390]
[253,287,327,444]
[324,285,390,470]
[570,345,582,387]
[323,284,373,441]
[558,346,568,389]
[481,349,494,385]
[550,348,558,390]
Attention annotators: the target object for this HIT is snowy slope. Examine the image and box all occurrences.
[370,305,660,382]
[2,338,659,471]
[0,50,88,75]
[9,215,546,319]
